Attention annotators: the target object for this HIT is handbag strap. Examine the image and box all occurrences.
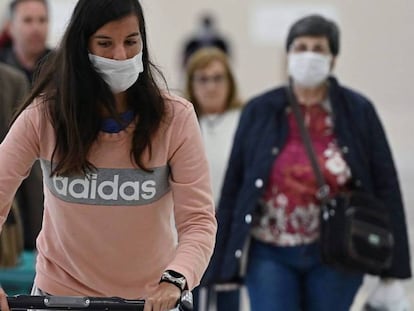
[286,79,330,203]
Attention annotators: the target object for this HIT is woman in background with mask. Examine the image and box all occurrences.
[201,14,411,311]
[0,1,217,311]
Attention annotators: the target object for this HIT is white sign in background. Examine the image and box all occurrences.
[48,0,77,47]
[248,4,339,46]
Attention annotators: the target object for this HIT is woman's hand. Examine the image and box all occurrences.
[0,287,10,311]
[143,282,181,311]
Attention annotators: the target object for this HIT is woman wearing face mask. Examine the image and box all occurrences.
[201,15,411,311]
[0,1,217,311]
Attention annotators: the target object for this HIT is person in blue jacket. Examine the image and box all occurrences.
[202,14,411,311]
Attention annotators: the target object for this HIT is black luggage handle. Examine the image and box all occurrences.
[5,290,193,311]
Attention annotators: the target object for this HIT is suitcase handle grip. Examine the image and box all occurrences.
[6,290,193,311]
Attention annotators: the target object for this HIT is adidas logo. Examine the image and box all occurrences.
[52,174,157,201]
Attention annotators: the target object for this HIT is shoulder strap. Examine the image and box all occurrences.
[285,79,330,202]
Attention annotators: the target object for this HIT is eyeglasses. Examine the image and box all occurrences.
[192,74,227,86]
[290,42,331,55]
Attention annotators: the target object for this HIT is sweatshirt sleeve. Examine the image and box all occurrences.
[0,104,41,231]
[165,102,217,290]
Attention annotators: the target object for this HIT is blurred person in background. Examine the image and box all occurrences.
[0,26,12,50]
[0,0,48,252]
[202,14,411,311]
[0,0,51,84]
[0,62,28,275]
[185,47,242,311]
[0,62,28,141]
[182,14,230,69]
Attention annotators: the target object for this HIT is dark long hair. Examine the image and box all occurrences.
[12,0,166,176]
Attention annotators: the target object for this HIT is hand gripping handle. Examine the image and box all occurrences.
[5,290,193,311]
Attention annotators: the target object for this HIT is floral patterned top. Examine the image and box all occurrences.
[251,101,351,246]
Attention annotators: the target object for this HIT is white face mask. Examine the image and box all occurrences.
[288,52,332,88]
[88,52,144,93]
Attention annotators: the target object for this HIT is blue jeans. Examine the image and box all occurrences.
[246,239,363,311]
[192,285,240,311]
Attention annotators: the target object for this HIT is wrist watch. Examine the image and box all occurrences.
[160,270,187,292]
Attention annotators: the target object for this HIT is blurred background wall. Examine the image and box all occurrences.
[0,0,413,307]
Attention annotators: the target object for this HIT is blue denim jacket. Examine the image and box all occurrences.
[202,77,411,284]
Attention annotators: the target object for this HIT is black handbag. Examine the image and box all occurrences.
[286,82,394,275]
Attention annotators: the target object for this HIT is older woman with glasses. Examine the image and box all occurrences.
[185,47,243,311]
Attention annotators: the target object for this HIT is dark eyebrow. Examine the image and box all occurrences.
[92,33,140,39]
[127,32,140,38]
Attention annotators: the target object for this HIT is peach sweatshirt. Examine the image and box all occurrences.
[0,94,217,298]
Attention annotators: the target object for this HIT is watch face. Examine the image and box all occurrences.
[162,272,186,290]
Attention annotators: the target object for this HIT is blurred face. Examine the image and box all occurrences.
[192,60,229,114]
[9,0,48,56]
[88,14,142,60]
